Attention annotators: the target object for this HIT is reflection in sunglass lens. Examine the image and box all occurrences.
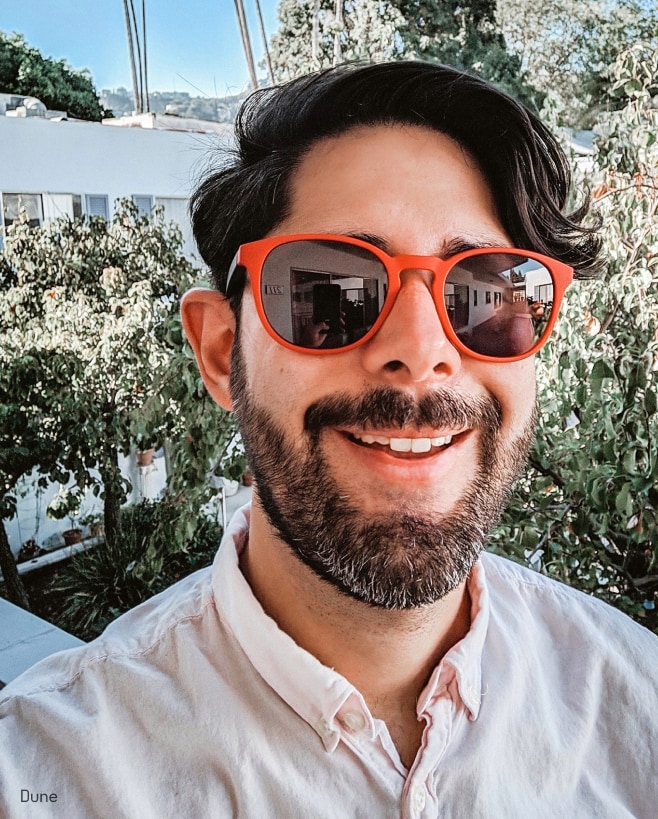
[259,240,555,358]
[445,253,554,358]
[261,240,388,349]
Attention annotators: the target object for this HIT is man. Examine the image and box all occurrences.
[1,62,657,817]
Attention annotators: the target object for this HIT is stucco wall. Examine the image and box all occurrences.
[0,115,231,260]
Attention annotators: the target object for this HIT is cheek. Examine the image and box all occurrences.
[493,359,537,428]
[238,301,339,421]
[240,316,292,413]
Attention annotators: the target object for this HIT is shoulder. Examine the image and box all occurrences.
[0,564,216,704]
[480,550,658,666]
[474,552,658,814]
[0,565,234,812]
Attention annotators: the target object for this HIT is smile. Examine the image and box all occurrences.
[348,431,455,454]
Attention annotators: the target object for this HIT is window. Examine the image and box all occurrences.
[534,283,554,303]
[3,193,43,229]
[85,195,109,219]
[155,196,195,258]
[132,195,154,218]
[42,194,83,221]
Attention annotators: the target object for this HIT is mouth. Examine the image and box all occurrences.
[342,429,463,458]
[328,425,476,494]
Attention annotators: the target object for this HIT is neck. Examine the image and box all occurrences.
[241,495,473,767]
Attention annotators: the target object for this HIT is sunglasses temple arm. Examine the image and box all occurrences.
[225,252,244,297]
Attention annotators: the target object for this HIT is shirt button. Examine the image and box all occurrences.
[411,785,426,813]
[317,718,334,739]
[340,711,367,733]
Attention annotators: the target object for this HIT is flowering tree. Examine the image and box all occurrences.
[0,203,187,606]
[496,0,658,125]
[269,0,533,104]
[492,42,658,628]
[270,0,403,79]
[0,347,87,608]
[136,305,247,552]
[1,202,244,609]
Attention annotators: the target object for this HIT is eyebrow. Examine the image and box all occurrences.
[344,231,392,253]
[441,236,502,257]
[343,231,505,258]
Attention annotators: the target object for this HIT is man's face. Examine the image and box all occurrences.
[230,124,536,609]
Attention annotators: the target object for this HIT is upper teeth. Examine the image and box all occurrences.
[353,433,453,452]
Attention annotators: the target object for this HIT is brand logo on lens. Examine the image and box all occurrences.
[264,285,285,295]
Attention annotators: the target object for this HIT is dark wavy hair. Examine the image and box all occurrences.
[191,61,602,308]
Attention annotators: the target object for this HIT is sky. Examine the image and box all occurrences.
[0,0,281,97]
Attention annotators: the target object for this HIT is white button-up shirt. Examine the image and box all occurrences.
[1,504,657,818]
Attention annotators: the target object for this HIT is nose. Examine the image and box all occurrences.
[358,270,462,384]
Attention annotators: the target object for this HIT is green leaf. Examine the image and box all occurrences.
[615,483,633,518]
[591,359,615,381]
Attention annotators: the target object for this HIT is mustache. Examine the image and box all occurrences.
[304,387,502,436]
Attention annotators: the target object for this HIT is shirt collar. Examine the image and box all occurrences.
[416,560,489,720]
[212,504,490,750]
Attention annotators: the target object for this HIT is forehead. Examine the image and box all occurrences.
[275,124,509,254]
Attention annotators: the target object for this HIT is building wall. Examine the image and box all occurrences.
[0,115,231,259]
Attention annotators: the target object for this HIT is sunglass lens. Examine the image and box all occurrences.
[261,240,388,349]
[445,252,555,358]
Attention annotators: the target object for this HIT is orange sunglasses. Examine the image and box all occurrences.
[226,234,573,363]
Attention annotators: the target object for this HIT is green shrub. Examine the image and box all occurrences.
[491,43,658,635]
[52,497,222,640]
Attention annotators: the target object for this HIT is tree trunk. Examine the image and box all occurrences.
[312,0,320,62]
[333,0,343,66]
[100,445,123,553]
[0,516,30,611]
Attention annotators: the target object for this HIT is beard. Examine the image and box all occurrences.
[229,337,535,610]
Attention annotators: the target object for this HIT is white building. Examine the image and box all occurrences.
[0,99,232,259]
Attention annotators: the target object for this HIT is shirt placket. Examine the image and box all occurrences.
[401,680,465,819]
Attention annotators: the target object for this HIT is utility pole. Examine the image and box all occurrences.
[128,0,145,111]
[121,0,149,113]
[233,0,259,90]
[122,0,141,113]
[253,0,274,85]
[141,0,150,111]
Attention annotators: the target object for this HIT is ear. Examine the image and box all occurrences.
[181,288,236,410]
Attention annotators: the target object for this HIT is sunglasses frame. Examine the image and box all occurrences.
[227,233,574,363]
